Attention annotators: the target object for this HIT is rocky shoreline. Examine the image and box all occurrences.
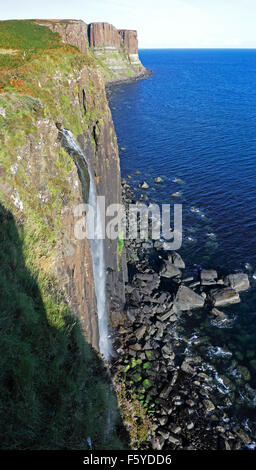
[106,69,153,88]
[111,179,254,450]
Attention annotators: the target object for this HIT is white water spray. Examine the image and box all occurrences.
[60,129,112,361]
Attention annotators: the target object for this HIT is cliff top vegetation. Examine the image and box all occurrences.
[0,20,93,94]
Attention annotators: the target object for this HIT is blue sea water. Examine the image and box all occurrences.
[108,50,256,427]
[109,49,256,270]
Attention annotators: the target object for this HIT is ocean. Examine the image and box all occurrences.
[108,49,256,428]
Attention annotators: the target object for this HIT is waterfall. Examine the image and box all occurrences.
[60,129,112,361]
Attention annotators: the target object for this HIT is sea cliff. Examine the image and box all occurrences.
[0,18,134,449]
[88,22,147,81]
[36,19,148,82]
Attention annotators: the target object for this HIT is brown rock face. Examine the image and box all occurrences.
[119,29,138,54]
[88,22,121,48]
[76,69,127,328]
[88,23,139,54]
[2,18,147,356]
[1,115,99,350]
[0,37,126,353]
[36,19,89,53]
[87,22,146,79]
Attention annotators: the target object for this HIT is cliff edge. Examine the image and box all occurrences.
[0,19,129,449]
[35,19,148,82]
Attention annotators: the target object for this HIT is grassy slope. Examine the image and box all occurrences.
[0,20,126,450]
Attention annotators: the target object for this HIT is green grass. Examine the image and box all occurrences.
[92,47,136,81]
[0,204,126,449]
[0,20,62,70]
[0,20,93,103]
[0,20,61,51]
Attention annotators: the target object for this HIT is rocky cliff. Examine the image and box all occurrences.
[0,19,127,352]
[34,19,147,82]
[35,19,89,53]
[88,22,147,81]
[118,29,143,68]
[0,18,150,449]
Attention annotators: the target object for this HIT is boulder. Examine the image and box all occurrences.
[151,436,165,450]
[127,309,136,322]
[203,400,215,413]
[134,326,147,340]
[167,251,185,269]
[182,276,194,283]
[181,360,195,375]
[200,269,218,285]
[210,307,230,325]
[133,272,160,292]
[234,428,252,445]
[174,285,205,311]
[129,343,142,351]
[224,273,250,292]
[159,260,181,279]
[168,434,182,446]
[126,284,136,294]
[134,273,154,282]
[162,344,175,359]
[160,384,173,399]
[158,307,177,322]
[159,430,170,441]
[159,416,168,426]
[208,287,240,307]
[140,181,149,189]
[187,423,194,430]
[154,176,163,183]
[152,292,170,304]
[169,424,182,435]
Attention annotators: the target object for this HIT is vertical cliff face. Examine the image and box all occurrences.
[88,22,120,49]
[0,20,126,354]
[0,17,148,357]
[88,22,147,80]
[76,67,127,330]
[35,19,89,53]
[118,29,138,54]
[118,29,142,68]
[0,98,99,349]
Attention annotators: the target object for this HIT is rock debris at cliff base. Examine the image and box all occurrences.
[111,179,254,450]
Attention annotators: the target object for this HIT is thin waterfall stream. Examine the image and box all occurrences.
[59,128,112,361]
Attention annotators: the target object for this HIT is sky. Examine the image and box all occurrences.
[1,0,256,49]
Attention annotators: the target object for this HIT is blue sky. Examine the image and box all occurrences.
[1,0,256,48]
